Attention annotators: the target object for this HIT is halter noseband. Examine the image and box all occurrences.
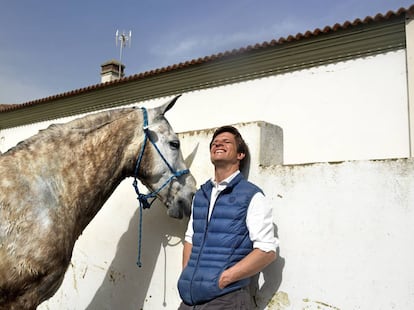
[132,107,189,267]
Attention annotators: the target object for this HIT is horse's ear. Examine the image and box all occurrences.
[161,95,182,115]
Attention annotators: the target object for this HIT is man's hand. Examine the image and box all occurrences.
[218,269,233,289]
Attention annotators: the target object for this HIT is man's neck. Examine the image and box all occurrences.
[214,164,239,183]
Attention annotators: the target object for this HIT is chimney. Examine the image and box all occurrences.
[100,59,125,83]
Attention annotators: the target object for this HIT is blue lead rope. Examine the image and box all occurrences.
[132,107,189,267]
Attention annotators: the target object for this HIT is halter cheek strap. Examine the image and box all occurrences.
[132,107,190,267]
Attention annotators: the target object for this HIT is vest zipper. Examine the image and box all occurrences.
[188,188,213,305]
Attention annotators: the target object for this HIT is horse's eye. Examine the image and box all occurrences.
[169,140,180,150]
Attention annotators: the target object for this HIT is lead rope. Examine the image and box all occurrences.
[132,108,149,268]
[132,107,189,267]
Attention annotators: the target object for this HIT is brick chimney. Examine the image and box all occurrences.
[100,59,125,83]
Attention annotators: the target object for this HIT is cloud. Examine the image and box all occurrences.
[148,18,306,67]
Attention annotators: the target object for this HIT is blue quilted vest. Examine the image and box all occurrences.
[177,173,262,306]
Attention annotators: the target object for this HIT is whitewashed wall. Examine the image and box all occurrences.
[0,50,410,164]
[1,50,413,309]
[31,122,413,310]
[165,50,410,165]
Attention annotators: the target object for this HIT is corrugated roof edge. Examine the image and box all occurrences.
[1,4,413,113]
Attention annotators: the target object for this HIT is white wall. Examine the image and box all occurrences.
[32,122,414,310]
[1,51,410,164]
[262,159,414,310]
[165,50,410,165]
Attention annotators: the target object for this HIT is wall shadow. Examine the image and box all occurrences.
[242,137,285,308]
[86,201,187,310]
[250,224,285,309]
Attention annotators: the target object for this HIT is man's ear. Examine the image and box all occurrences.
[237,152,246,161]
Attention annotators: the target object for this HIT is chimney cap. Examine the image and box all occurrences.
[100,59,125,83]
[101,59,125,69]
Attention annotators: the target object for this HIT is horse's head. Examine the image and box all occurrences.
[133,96,196,219]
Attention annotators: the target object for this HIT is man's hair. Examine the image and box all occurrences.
[209,126,249,170]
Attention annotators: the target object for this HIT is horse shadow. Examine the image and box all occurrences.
[86,210,284,310]
[86,200,187,310]
[86,144,285,309]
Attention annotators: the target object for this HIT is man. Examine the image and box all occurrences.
[177,125,279,309]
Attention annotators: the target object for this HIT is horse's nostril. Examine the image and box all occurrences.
[178,198,192,217]
[167,206,183,219]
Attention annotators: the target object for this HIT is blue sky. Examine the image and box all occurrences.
[0,0,413,104]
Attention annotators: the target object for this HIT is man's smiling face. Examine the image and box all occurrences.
[210,132,245,168]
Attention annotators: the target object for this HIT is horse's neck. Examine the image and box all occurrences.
[11,110,143,235]
[65,114,144,230]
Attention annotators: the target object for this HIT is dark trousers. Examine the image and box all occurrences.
[177,287,252,310]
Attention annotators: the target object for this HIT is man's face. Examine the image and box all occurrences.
[210,132,245,167]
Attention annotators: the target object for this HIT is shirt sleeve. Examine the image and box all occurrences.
[246,192,279,252]
[184,200,194,244]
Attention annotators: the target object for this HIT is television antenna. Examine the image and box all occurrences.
[115,30,132,78]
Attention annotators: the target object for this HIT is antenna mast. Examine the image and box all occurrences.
[115,30,132,78]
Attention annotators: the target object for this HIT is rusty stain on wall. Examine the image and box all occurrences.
[303,298,340,309]
[266,291,290,309]
[70,262,78,291]
[108,268,125,284]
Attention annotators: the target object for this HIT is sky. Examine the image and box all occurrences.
[0,0,413,104]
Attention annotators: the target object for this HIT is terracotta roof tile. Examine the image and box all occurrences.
[0,104,20,112]
[1,4,413,113]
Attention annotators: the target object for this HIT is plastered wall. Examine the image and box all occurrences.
[33,122,414,310]
[1,51,410,165]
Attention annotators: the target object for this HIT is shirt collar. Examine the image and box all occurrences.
[211,170,240,189]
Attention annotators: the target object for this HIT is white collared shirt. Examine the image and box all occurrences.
[184,171,279,252]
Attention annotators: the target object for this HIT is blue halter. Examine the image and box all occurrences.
[132,107,189,267]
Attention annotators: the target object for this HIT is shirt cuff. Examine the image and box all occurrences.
[184,235,193,244]
[253,239,279,253]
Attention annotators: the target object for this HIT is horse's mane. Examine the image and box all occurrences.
[4,107,135,154]
[61,108,134,131]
